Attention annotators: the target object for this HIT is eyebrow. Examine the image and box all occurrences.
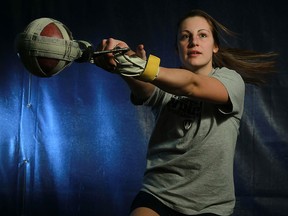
[198,29,210,33]
[180,29,211,33]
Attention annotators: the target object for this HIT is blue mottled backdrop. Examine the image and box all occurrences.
[1,0,287,215]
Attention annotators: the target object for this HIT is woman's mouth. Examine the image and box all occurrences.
[188,50,201,57]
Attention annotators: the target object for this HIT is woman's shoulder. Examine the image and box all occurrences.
[213,67,237,74]
[212,67,243,81]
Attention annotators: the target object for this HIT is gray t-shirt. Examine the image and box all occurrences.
[140,67,245,215]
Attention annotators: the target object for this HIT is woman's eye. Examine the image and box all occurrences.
[179,34,190,41]
[199,33,207,38]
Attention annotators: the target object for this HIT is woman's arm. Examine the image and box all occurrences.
[153,67,229,104]
[122,67,229,105]
[121,76,155,102]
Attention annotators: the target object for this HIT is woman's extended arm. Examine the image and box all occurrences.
[152,67,229,104]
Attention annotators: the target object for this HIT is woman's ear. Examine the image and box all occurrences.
[213,45,219,53]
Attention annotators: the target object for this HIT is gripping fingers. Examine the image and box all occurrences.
[136,44,147,60]
[94,39,117,72]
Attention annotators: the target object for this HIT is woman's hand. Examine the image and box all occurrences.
[94,38,132,72]
[135,44,147,60]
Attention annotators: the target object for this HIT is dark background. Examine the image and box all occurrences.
[1,0,287,215]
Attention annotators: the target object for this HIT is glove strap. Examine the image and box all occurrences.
[139,55,160,82]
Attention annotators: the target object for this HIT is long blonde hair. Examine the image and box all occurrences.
[177,9,278,85]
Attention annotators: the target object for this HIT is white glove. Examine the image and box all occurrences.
[113,52,160,82]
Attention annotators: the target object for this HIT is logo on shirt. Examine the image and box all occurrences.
[167,95,202,119]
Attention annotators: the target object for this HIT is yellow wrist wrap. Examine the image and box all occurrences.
[140,55,160,82]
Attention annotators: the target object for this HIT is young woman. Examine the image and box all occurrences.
[94,9,277,216]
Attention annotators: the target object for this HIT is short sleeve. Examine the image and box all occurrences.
[211,67,245,118]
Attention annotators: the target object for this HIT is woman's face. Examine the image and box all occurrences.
[177,16,218,74]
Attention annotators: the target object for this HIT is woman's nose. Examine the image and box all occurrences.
[188,36,198,47]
